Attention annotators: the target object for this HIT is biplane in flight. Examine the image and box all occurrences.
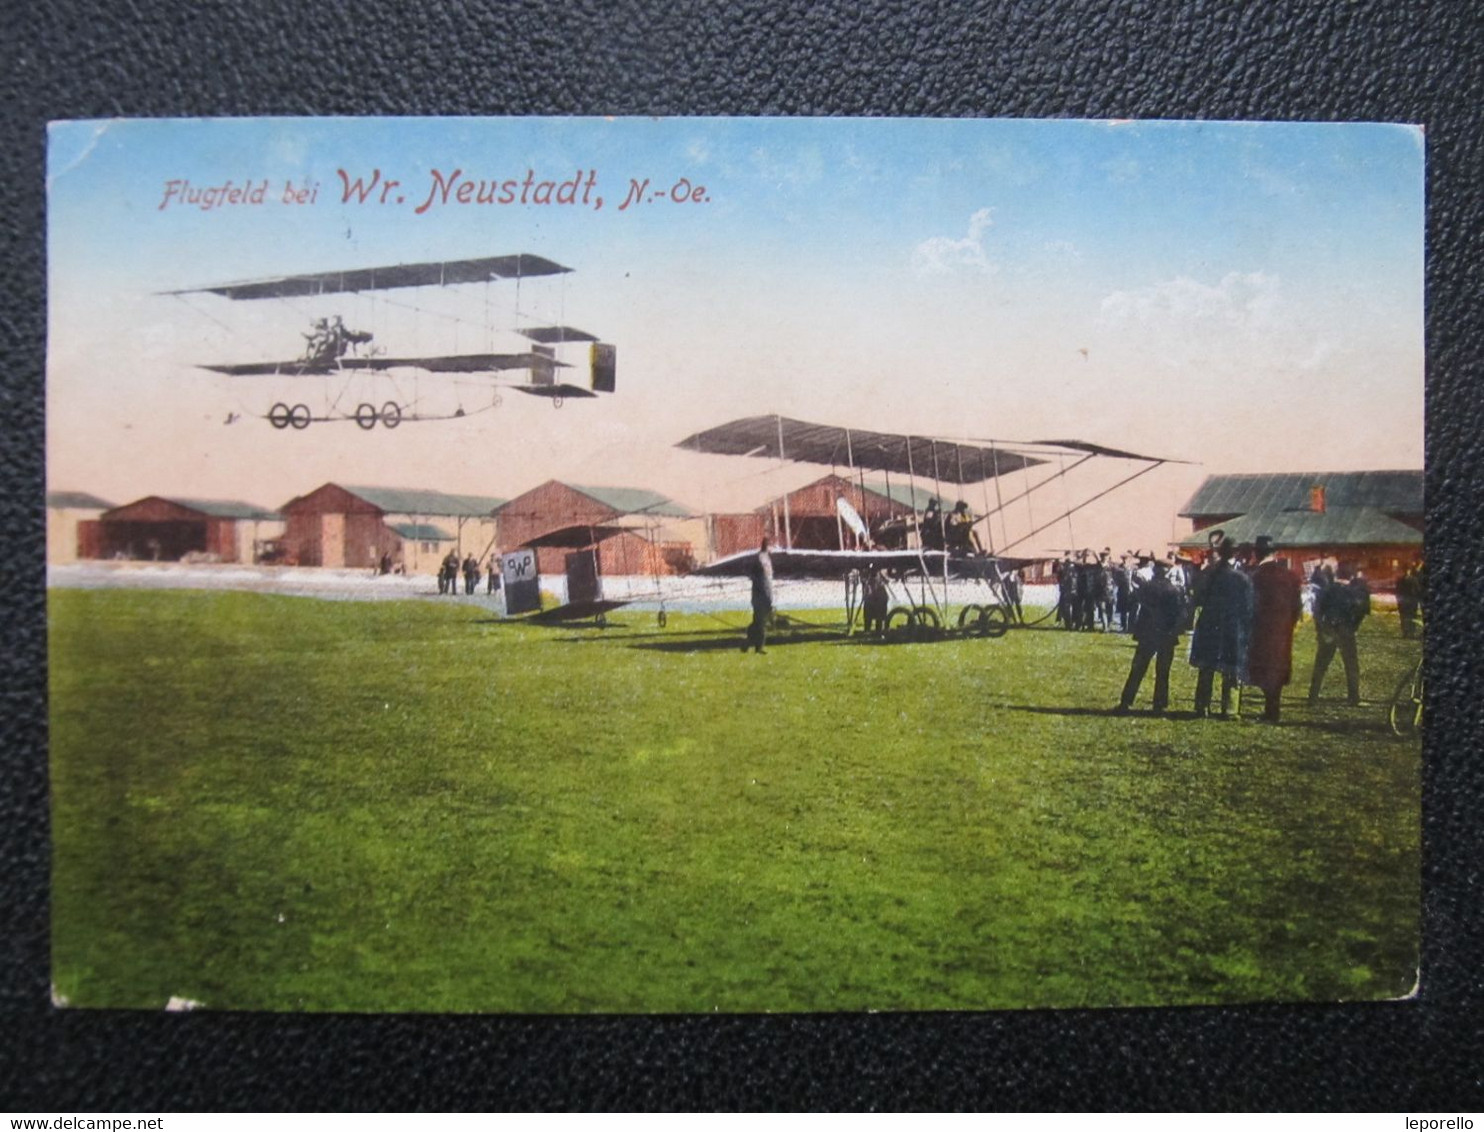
[677,414,1191,640]
[166,253,616,429]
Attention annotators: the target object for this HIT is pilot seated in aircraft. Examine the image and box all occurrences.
[945,501,984,557]
[302,317,333,361]
[920,499,945,552]
[302,314,373,364]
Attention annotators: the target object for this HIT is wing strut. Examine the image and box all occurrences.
[996,461,1166,556]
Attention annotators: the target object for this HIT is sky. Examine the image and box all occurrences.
[46,117,1425,555]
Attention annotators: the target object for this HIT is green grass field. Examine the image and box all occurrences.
[48,588,1420,1013]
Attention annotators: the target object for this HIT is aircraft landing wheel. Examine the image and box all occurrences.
[268,402,292,430]
[958,604,985,633]
[595,611,607,629]
[289,403,312,430]
[380,401,402,429]
[912,605,943,640]
[979,603,1011,639]
[552,395,565,409]
[657,609,668,628]
[354,403,378,430]
[885,605,917,642]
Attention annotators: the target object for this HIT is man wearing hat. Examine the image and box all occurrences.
[1188,534,1254,718]
[1308,560,1371,705]
[1247,535,1303,721]
[1113,554,1185,715]
[945,500,984,556]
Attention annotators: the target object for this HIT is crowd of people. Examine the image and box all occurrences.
[436,551,503,596]
[1110,531,1418,722]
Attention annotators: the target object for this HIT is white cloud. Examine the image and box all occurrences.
[1097,271,1337,373]
[912,208,996,276]
[1100,270,1278,330]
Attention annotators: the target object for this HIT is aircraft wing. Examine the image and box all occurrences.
[169,254,571,300]
[514,383,599,399]
[522,525,634,549]
[527,599,631,624]
[203,359,337,376]
[695,548,1044,580]
[201,352,569,377]
[675,415,1045,482]
[376,353,570,374]
[1029,438,1191,463]
[518,326,599,344]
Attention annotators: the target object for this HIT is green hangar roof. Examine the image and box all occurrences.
[1180,471,1422,518]
[1176,505,1422,549]
[341,485,507,517]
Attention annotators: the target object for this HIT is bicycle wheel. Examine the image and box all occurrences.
[1387,662,1423,738]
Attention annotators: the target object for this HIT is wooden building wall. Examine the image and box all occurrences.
[750,475,916,553]
[497,481,692,576]
[88,497,251,563]
[280,484,402,568]
[497,481,618,552]
[711,513,773,559]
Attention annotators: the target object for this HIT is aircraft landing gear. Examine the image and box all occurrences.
[352,402,402,429]
[268,402,313,430]
[958,603,1011,638]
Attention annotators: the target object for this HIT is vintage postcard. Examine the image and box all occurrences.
[46,117,1423,1012]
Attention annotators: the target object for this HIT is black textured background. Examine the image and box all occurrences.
[3,0,1481,1112]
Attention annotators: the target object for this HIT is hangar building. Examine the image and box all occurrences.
[709,474,931,558]
[493,481,695,576]
[277,484,503,572]
[1177,470,1423,585]
[47,490,115,564]
[80,496,281,563]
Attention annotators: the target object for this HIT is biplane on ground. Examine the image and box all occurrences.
[677,414,1191,642]
[694,545,1043,640]
[497,513,689,628]
[165,254,616,429]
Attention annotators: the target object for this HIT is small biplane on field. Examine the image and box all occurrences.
[497,505,693,628]
[165,254,616,429]
[678,414,1189,642]
[505,524,649,628]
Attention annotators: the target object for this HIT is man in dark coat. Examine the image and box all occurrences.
[1055,555,1076,628]
[1113,555,1133,632]
[1246,535,1303,721]
[860,563,889,635]
[1188,536,1254,718]
[920,499,944,552]
[743,537,775,654]
[1395,561,1422,638]
[1308,563,1371,705]
[1114,556,1184,715]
